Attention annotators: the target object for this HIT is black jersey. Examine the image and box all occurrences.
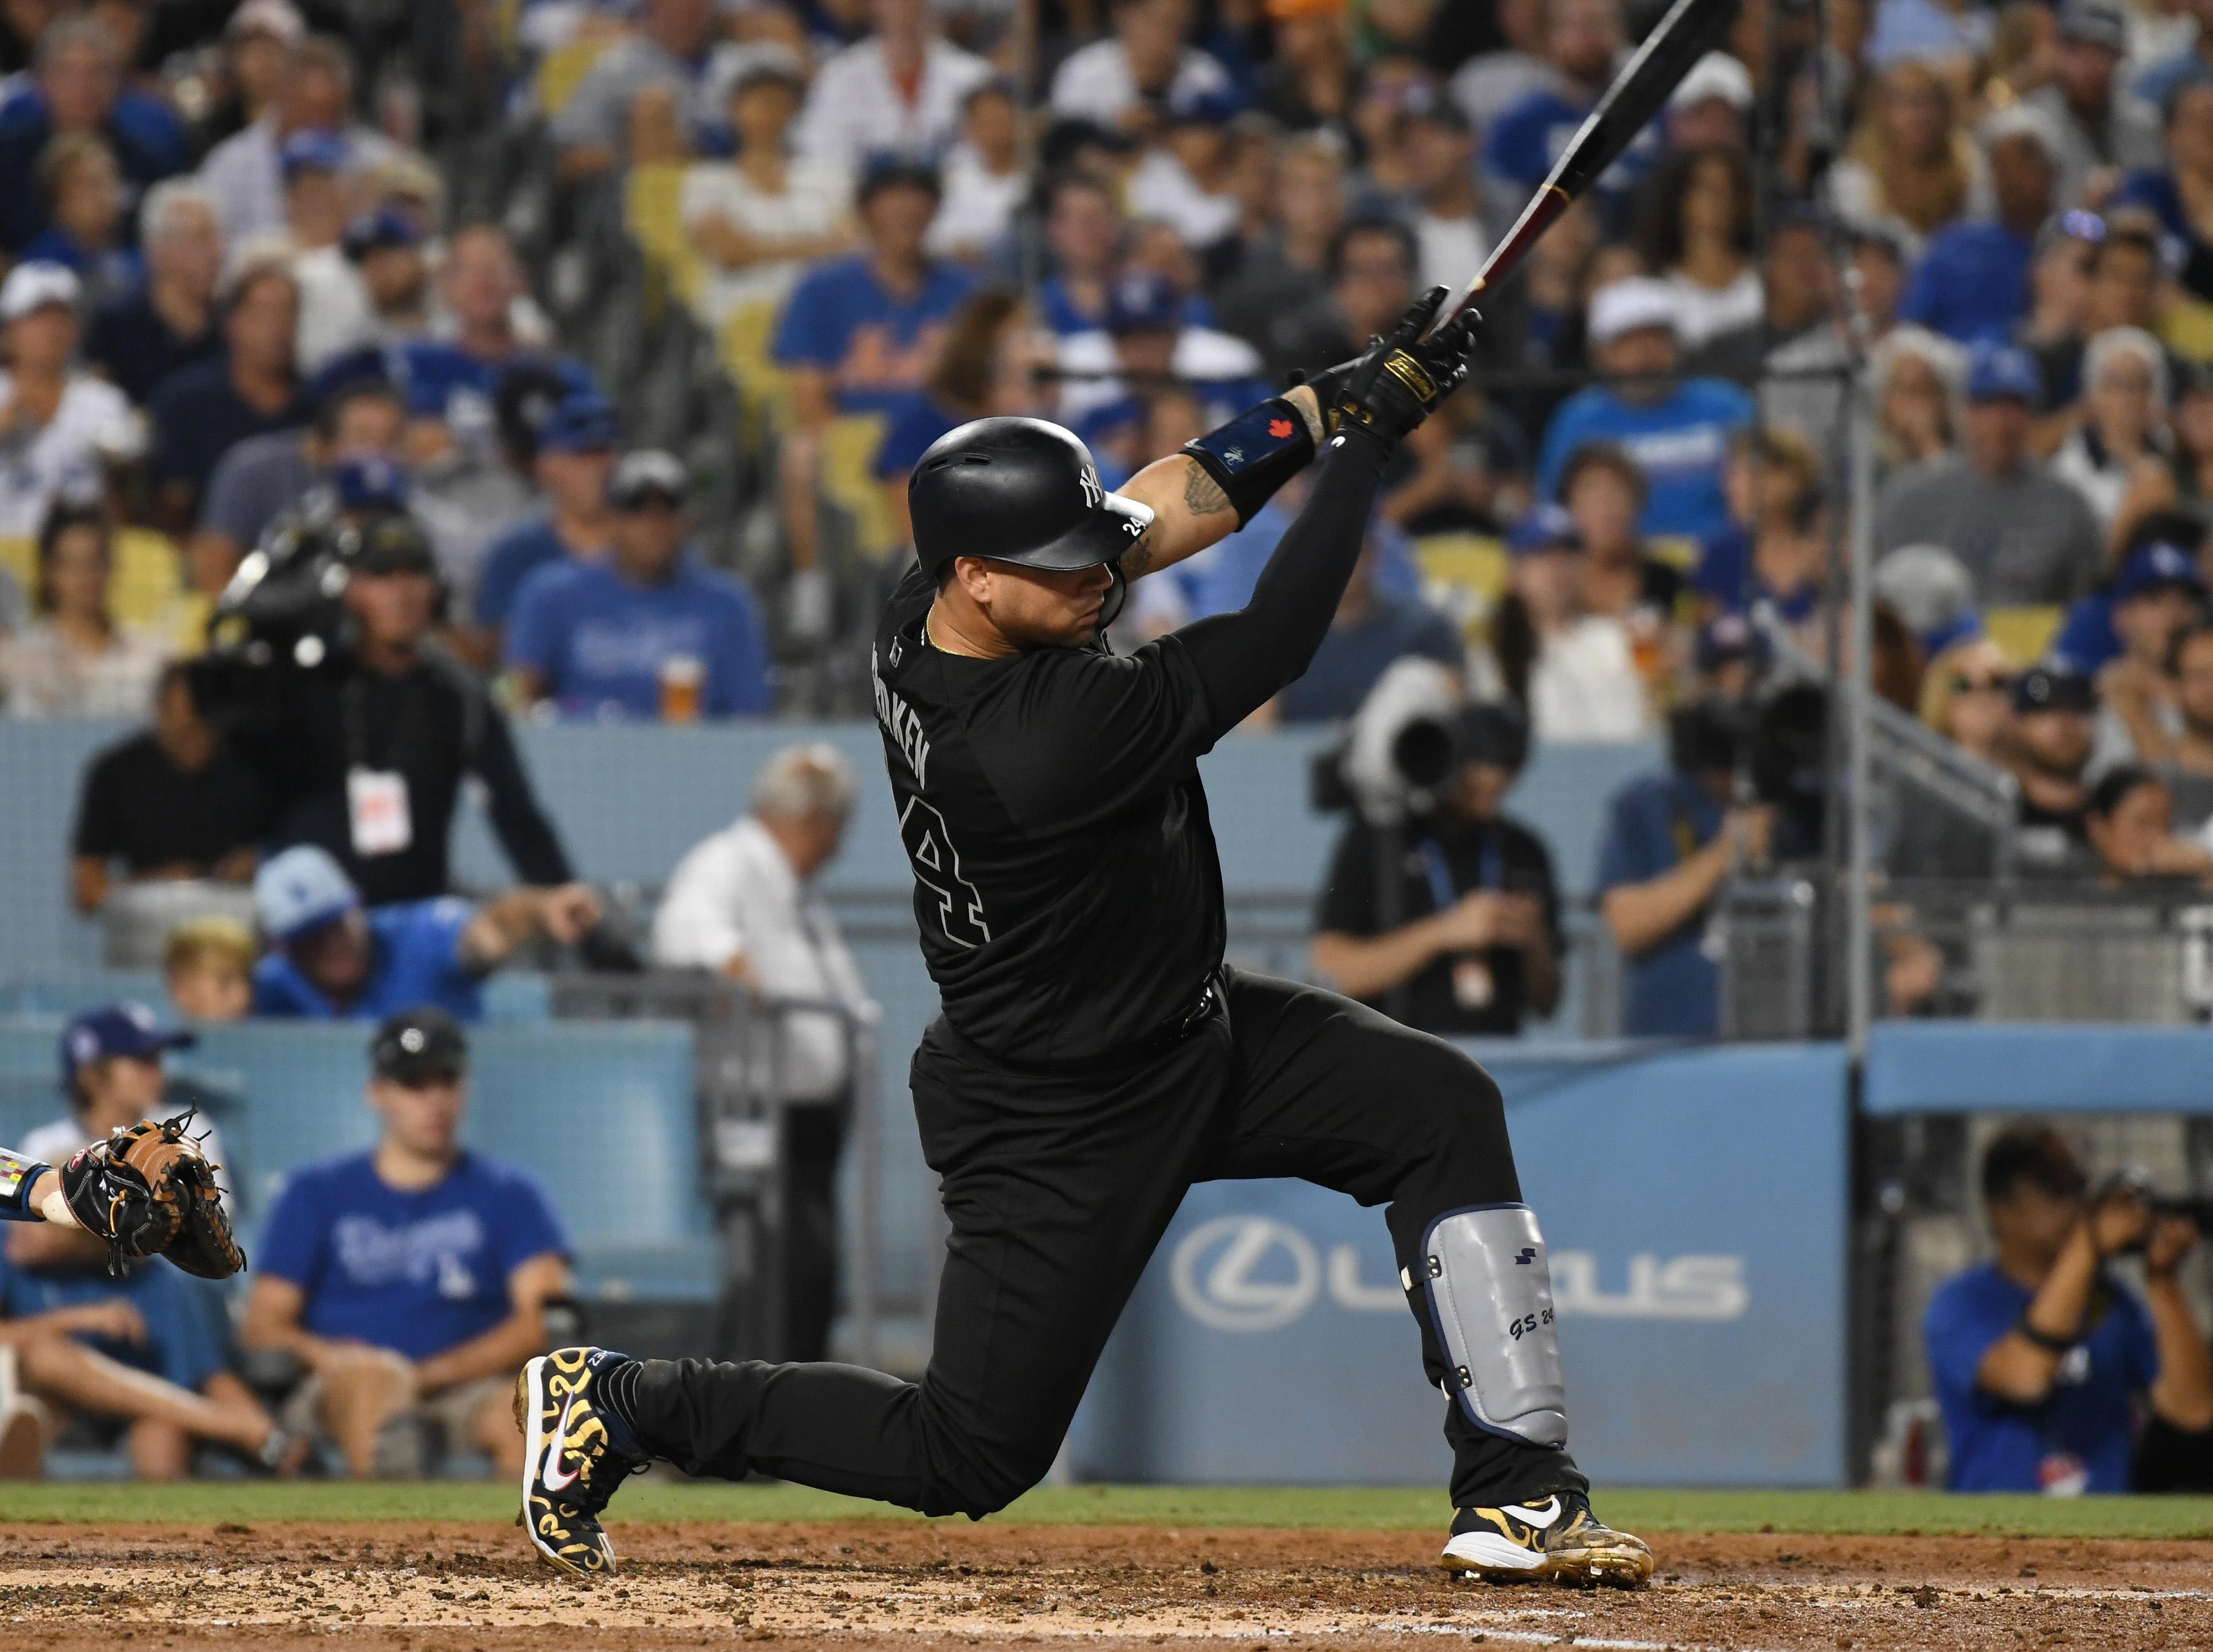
[872,564,1227,1064]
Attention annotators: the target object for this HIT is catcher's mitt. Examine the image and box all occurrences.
[60,1111,247,1280]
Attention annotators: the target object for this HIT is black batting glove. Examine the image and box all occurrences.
[1325,287,1478,444]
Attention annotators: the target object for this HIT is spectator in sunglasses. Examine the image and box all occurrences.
[1918,637,2014,763]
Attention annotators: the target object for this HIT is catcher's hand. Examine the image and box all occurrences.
[60,1112,247,1280]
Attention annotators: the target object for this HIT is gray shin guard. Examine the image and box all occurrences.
[1417,1203,1569,1447]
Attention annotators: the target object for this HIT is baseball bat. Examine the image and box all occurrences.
[1443,0,1743,324]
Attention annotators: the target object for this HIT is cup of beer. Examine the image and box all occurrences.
[660,654,705,722]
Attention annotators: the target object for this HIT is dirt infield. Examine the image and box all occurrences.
[2,1519,2207,1652]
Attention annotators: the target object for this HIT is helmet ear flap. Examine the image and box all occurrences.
[1099,560,1129,631]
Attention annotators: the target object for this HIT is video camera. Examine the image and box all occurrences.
[1309,659,1530,826]
[2102,1170,2213,1240]
[1670,677,1831,846]
[187,504,432,717]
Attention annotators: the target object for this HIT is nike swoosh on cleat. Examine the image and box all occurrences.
[1501,1497,1562,1530]
[542,1391,583,1492]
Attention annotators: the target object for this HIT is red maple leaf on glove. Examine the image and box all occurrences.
[1268,418,1294,439]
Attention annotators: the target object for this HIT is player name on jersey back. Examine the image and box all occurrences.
[867,566,1230,1066]
[872,640,931,788]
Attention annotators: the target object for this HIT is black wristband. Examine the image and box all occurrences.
[2017,1313,2078,1354]
[1182,397,1317,529]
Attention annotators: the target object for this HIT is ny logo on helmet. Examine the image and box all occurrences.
[1078,466,1104,508]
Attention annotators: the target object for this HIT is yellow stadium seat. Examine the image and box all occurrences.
[1984,605,2062,666]
[109,528,183,630]
[819,414,897,563]
[536,37,612,119]
[0,529,180,630]
[720,297,792,439]
[623,162,706,309]
[1414,532,1509,604]
[2161,297,2213,364]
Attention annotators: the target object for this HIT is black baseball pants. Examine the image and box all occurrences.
[626,967,1587,1516]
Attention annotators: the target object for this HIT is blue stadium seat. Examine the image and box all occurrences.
[0,1015,717,1301]
[0,972,169,1015]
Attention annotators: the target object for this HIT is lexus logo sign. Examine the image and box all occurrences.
[1171,1216,1320,1331]
[1169,1216,1749,1332]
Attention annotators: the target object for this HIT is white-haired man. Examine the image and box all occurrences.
[85,180,224,404]
[652,744,875,1361]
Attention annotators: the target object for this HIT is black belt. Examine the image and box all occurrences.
[939,975,1224,1076]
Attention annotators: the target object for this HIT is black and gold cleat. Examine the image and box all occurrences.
[1440,1491,1655,1587]
[516,1347,650,1578]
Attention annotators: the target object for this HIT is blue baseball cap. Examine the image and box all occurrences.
[341,205,422,262]
[333,454,409,511]
[2114,540,2206,602]
[59,1002,194,1091]
[1695,610,1769,672]
[254,844,360,943]
[280,128,347,178]
[1966,342,2043,404]
[1507,502,1582,557]
[538,391,621,455]
[1106,270,1181,336]
[1166,84,1243,127]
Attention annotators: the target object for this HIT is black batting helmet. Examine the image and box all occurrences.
[909,417,1154,586]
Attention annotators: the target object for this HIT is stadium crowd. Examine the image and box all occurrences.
[10,0,2213,1480]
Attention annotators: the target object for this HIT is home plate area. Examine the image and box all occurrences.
[2,1521,2208,1652]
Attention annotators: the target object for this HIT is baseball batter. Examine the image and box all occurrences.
[518,291,1654,1587]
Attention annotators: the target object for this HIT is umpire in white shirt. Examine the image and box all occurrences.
[652,743,875,1360]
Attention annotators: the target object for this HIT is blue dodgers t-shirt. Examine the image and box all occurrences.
[503,556,771,719]
[0,1248,225,1391]
[258,1150,569,1363]
[1482,87,1657,203]
[1537,380,1754,542]
[773,254,974,418]
[389,342,596,442]
[252,897,485,1021]
[1594,769,1726,1037]
[1898,221,2035,346]
[2049,588,2122,675]
[1925,1261,2156,1493]
[873,394,964,483]
[473,515,582,630]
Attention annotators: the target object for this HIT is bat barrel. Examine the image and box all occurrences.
[1440,0,1740,327]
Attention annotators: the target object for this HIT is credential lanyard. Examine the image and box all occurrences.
[1417,831,1502,913]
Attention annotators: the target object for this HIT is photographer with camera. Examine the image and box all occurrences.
[198,508,574,907]
[1924,1125,2213,1494]
[1312,699,1561,1036]
[1593,618,1783,1039]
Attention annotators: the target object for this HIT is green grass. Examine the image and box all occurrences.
[4,1482,2213,1540]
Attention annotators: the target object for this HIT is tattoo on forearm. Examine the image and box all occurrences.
[1183,460,1233,517]
[1122,531,1154,579]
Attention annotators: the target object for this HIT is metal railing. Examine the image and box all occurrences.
[1719,875,2213,1034]
[548,972,884,1366]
